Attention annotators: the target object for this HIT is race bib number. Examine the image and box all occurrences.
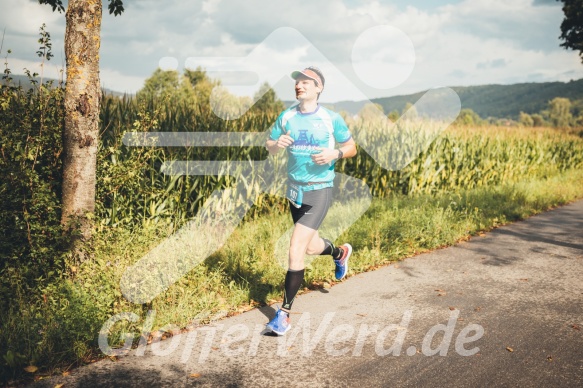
[286,182,303,208]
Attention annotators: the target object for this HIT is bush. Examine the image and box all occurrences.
[0,76,72,379]
[519,111,534,127]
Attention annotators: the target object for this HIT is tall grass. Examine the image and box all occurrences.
[97,95,583,230]
[345,117,583,196]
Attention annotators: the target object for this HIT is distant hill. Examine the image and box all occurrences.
[2,74,63,88]
[7,74,583,119]
[330,79,583,119]
[2,74,125,97]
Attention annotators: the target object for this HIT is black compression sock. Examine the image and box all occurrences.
[282,268,305,311]
[322,238,342,259]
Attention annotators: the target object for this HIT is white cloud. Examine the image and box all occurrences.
[0,0,62,36]
[100,66,144,94]
[0,0,65,69]
[1,0,581,100]
[202,0,221,14]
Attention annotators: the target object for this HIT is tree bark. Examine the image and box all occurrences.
[62,0,102,260]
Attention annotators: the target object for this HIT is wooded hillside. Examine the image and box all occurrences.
[332,79,583,119]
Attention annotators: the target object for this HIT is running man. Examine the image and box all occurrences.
[264,66,357,335]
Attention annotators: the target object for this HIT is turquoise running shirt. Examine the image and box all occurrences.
[269,104,352,185]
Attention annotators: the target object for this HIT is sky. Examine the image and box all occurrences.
[1,0,582,103]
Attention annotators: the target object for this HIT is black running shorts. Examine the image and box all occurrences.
[289,187,333,230]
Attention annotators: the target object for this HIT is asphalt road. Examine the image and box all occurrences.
[34,200,583,387]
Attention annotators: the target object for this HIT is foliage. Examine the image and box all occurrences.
[344,119,583,197]
[136,66,264,120]
[356,103,384,121]
[545,97,573,127]
[531,113,547,127]
[454,108,483,126]
[251,82,285,113]
[38,0,125,16]
[94,86,583,232]
[182,67,217,104]
[0,82,66,276]
[0,70,71,380]
[83,78,583,233]
[0,35,67,291]
[97,87,281,230]
[557,0,583,63]
[402,102,417,119]
[137,68,180,99]
[519,111,534,127]
[387,110,400,122]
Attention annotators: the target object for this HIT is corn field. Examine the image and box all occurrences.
[97,94,583,230]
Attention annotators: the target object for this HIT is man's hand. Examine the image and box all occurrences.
[276,130,294,149]
[311,147,340,165]
[266,130,293,155]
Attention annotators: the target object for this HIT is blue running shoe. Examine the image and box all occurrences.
[334,243,352,280]
[266,308,291,335]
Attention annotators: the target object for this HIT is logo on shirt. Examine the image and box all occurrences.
[291,129,320,153]
[295,130,318,146]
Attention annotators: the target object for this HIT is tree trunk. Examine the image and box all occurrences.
[62,0,102,260]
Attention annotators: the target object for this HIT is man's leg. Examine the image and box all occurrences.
[306,233,343,259]
[299,188,350,279]
[306,233,352,280]
[281,223,318,312]
[267,188,333,334]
